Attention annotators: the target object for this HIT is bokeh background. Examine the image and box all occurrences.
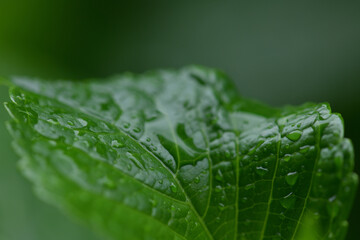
[0,1,359,239]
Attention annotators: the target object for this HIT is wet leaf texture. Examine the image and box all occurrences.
[4,66,358,240]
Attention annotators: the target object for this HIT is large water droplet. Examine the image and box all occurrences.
[286,130,302,141]
[170,183,178,193]
[280,192,295,209]
[255,166,269,176]
[285,172,298,186]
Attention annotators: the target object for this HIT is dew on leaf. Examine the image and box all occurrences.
[149,199,157,207]
[123,122,130,129]
[47,118,58,124]
[244,183,255,190]
[299,146,309,153]
[103,177,116,189]
[283,155,291,162]
[255,166,268,176]
[280,192,295,209]
[170,183,178,193]
[327,195,340,218]
[77,118,88,127]
[286,130,302,141]
[218,203,225,211]
[111,140,124,148]
[67,120,74,126]
[133,127,141,133]
[215,185,222,193]
[334,153,343,170]
[127,164,132,171]
[285,172,298,186]
[215,169,224,182]
[194,177,200,183]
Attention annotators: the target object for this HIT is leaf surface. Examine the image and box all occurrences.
[4,66,358,240]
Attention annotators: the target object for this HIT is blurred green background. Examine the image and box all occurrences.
[0,1,359,239]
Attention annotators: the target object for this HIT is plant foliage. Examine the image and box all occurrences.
[3,66,358,239]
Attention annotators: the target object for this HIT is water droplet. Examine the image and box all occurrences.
[334,153,343,170]
[170,205,176,212]
[312,211,320,220]
[77,118,88,127]
[170,183,178,193]
[255,166,269,176]
[280,192,295,209]
[111,140,124,148]
[241,197,248,203]
[123,122,130,129]
[149,199,157,207]
[316,169,323,177]
[215,217,221,223]
[127,164,132,171]
[133,127,141,133]
[248,147,256,155]
[194,177,200,183]
[327,195,340,218]
[244,183,255,190]
[285,172,298,186]
[47,118,58,124]
[215,185,222,192]
[215,169,224,182]
[283,155,291,162]
[103,177,116,189]
[151,145,158,151]
[218,203,225,211]
[297,123,302,128]
[146,137,151,142]
[286,130,302,141]
[158,179,163,184]
[299,146,309,153]
[67,120,74,126]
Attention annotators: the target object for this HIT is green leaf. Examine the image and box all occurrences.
[3,66,358,240]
